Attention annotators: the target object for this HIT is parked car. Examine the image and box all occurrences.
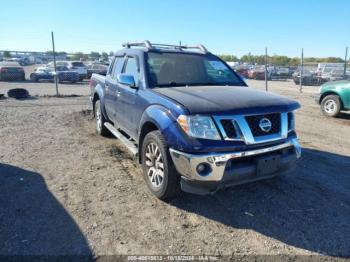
[233,65,250,78]
[270,67,290,80]
[248,66,270,80]
[30,67,54,82]
[53,66,80,83]
[67,61,88,81]
[47,61,68,68]
[89,41,301,199]
[316,80,350,117]
[0,62,25,81]
[321,69,346,82]
[293,68,324,85]
[87,63,108,78]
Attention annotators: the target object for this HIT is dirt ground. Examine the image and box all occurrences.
[0,79,349,259]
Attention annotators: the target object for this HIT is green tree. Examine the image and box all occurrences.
[71,52,88,61]
[218,54,238,62]
[3,51,11,58]
[89,51,100,60]
[101,52,109,61]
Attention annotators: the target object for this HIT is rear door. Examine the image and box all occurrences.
[104,57,120,121]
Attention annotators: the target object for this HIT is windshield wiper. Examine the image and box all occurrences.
[156,82,187,88]
[186,82,242,86]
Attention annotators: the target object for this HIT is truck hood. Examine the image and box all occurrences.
[153,85,300,115]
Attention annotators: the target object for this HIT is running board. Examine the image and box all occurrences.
[104,123,138,156]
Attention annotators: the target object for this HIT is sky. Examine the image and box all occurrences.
[0,0,349,58]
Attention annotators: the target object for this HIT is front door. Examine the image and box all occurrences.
[115,56,140,138]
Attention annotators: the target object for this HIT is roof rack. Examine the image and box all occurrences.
[122,41,209,54]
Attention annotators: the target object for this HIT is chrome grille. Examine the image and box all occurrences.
[245,113,281,137]
[220,120,237,138]
[214,112,288,145]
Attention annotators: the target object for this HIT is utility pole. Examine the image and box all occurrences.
[265,47,268,91]
[300,48,304,93]
[344,46,348,79]
[51,31,59,97]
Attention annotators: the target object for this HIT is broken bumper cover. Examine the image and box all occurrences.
[169,138,301,194]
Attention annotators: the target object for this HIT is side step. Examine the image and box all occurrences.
[104,123,138,156]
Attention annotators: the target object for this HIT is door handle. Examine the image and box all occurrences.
[116,90,121,97]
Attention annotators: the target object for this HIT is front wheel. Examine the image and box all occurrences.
[141,131,181,200]
[321,95,341,117]
[94,100,109,136]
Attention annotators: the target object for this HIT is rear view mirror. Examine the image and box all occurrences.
[117,74,137,88]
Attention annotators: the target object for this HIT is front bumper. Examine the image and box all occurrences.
[169,138,301,194]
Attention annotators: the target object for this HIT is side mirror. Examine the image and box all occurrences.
[117,74,137,88]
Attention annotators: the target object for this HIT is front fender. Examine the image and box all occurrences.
[138,105,190,151]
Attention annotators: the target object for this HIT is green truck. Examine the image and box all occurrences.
[317,80,350,117]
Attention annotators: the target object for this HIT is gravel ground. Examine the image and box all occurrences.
[0,79,349,259]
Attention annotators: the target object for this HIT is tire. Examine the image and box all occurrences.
[7,88,29,99]
[141,130,181,200]
[94,100,109,136]
[321,95,341,117]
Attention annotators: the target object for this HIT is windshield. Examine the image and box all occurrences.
[72,62,85,67]
[56,66,69,71]
[146,52,245,88]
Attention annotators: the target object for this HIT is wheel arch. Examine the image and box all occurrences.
[320,91,344,109]
[138,105,178,163]
[92,84,108,119]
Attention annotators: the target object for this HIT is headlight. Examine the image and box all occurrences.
[177,115,221,140]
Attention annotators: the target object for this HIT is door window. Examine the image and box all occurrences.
[107,57,115,75]
[123,57,139,83]
[112,57,125,79]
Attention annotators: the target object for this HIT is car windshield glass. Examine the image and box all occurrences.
[72,62,84,67]
[146,52,244,88]
[56,66,69,71]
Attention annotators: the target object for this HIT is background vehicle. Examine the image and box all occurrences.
[50,66,79,83]
[248,66,270,80]
[317,80,350,117]
[30,67,53,82]
[87,63,108,78]
[270,67,290,80]
[0,62,25,81]
[67,61,87,81]
[89,41,301,200]
[293,68,323,85]
[321,68,346,82]
[233,65,250,78]
[47,61,68,68]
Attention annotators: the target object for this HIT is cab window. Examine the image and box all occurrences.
[112,57,125,79]
[123,57,139,83]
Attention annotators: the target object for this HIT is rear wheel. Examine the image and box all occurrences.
[321,95,341,117]
[141,131,181,200]
[94,100,109,136]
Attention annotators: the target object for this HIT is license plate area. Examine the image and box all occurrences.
[255,154,280,176]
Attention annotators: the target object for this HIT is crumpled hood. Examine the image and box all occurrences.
[153,85,300,115]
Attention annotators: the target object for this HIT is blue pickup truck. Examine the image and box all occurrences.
[90,41,301,199]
